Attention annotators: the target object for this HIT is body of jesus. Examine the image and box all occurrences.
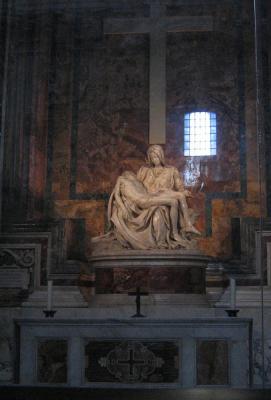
[113,171,198,245]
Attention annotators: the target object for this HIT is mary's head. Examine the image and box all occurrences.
[147,145,165,167]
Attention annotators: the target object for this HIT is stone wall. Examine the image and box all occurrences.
[0,0,267,260]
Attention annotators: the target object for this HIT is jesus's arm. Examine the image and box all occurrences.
[172,168,191,197]
[113,178,132,219]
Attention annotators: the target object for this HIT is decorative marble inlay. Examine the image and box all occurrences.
[196,340,229,385]
[85,341,179,383]
[37,340,67,384]
[99,342,163,382]
[18,319,251,387]
[0,333,13,383]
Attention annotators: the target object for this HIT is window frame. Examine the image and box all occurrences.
[182,110,218,159]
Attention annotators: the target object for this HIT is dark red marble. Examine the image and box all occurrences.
[95,267,205,294]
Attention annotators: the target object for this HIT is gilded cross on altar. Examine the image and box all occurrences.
[104,0,213,144]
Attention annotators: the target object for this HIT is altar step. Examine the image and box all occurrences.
[22,286,271,310]
[22,289,210,308]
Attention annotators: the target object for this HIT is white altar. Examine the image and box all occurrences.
[17,317,252,388]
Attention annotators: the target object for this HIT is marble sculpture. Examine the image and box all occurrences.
[99,145,200,250]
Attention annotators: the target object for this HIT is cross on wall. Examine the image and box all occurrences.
[104,0,213,144]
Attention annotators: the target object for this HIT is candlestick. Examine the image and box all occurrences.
[225,277,239,317]
[47,280,53,311]
[225,309,239,317]
[230,277,236,309]
[43,310,56,318]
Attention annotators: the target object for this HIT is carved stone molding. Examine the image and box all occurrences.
[0,248,35,269]
[0,244,41,291]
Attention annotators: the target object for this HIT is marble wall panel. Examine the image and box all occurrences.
[2,9,34,222]
[73,32,149,196]
[263,1,271,214]
[85,340,179,384]
[53,200,105,257]
[198,199,260,258]
[27,7,52,220]
[95,266,205,294]
[0,0,7,127]
[0,316,13,383]
[1,0,265,260]
[196,339,229,385]
[61,1,258,258]
[37,340,67,384]
[166,28,241,190]
[49,9,74,201]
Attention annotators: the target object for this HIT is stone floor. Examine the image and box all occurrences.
[0,387,270,400]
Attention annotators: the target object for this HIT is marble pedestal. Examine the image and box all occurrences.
[88,250,209,302]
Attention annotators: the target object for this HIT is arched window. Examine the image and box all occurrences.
[184,112,217,156]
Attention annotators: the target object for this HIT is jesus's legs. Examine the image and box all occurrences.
[168,192,200,235]
[142,196,187,244]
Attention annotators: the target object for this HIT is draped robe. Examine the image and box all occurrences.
[108,166,188,250]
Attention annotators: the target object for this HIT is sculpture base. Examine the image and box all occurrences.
[87,249,210,296]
